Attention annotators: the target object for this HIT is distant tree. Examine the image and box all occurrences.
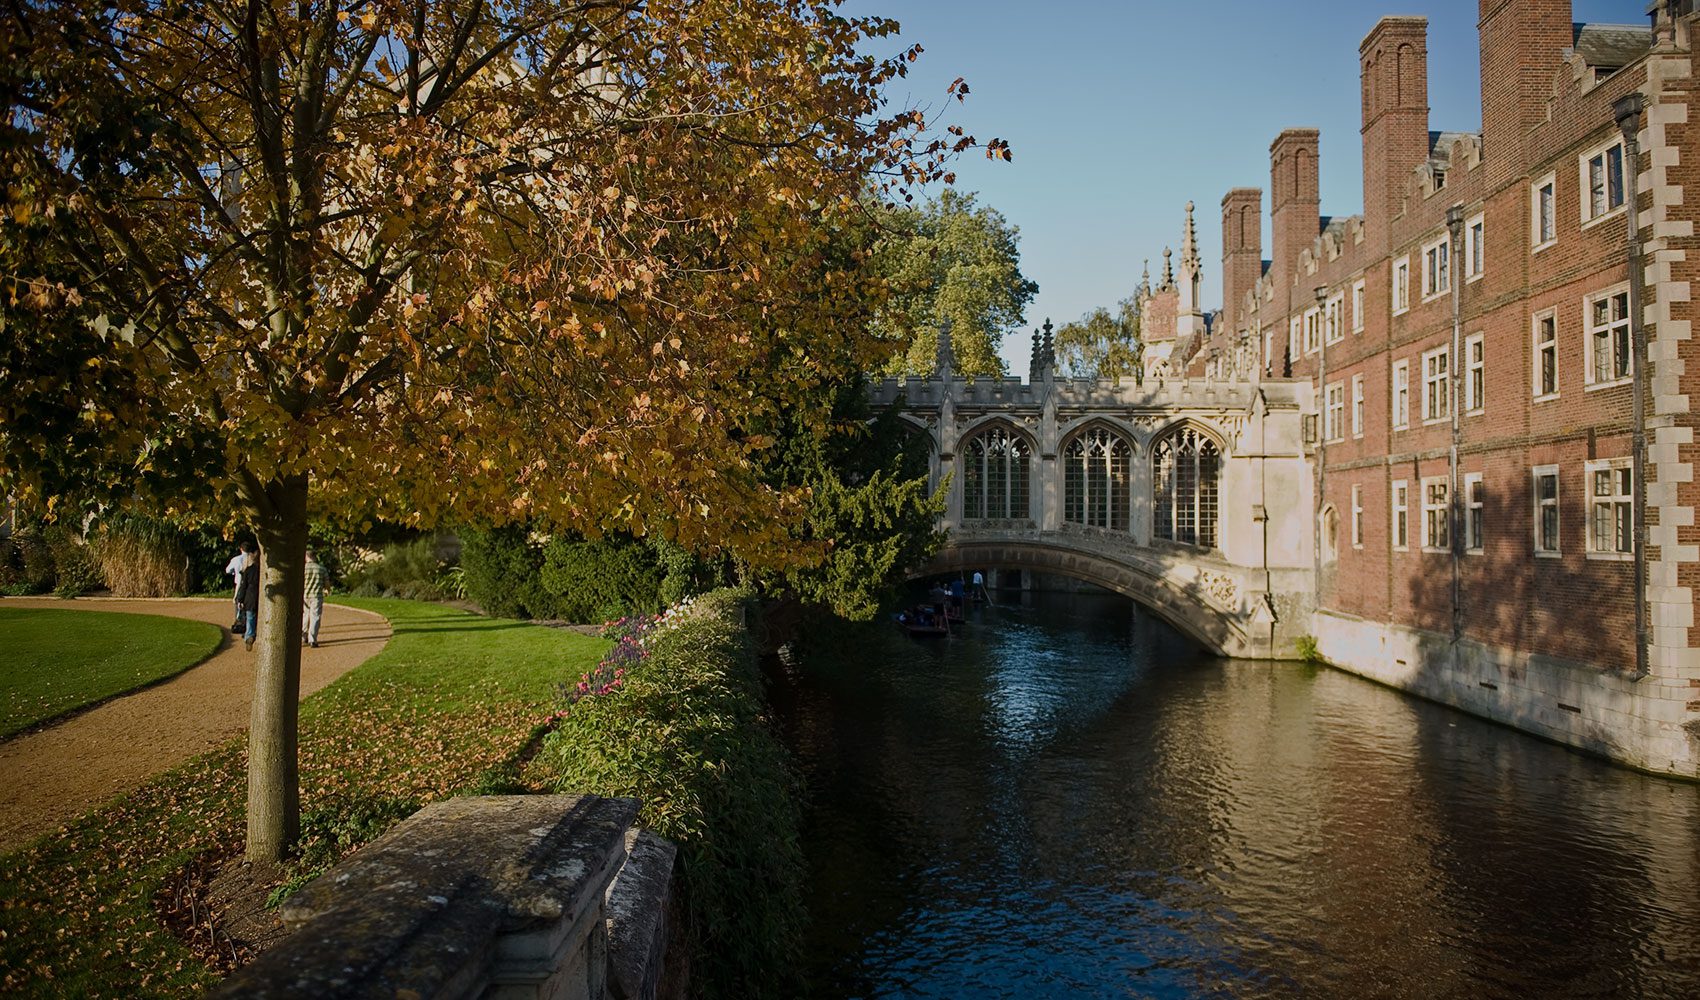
[875,189,1037,379]
[0,0,998,861]
[1055,300,1142,380]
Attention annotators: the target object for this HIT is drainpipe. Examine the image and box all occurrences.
[1615,93,1650,681]
[1313,285,1328,600]
[1445,204,1465,646]
[1256,388,1276,654]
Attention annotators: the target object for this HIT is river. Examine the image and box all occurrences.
[776,590,1700,999]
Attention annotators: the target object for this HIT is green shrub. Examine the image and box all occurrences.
[540,589,804,999]
[1294,633,1322,662]
[460,525,550,619]
[341,537,449,601]
[538,534,662,623]
[0,531,53,595]
[96,515,190,597]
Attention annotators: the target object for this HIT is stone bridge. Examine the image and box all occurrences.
[871,333,1317,658]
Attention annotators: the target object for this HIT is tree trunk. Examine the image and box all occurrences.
[246,473,309,863]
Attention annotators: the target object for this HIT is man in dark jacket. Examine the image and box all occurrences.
[236,541,260,651]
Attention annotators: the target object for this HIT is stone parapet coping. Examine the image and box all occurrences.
[215,794,673,1000]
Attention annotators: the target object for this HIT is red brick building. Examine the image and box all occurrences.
[1184,1,1699,775]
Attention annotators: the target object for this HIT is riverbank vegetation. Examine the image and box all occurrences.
[0,607,221,738]
[533,589,805,999]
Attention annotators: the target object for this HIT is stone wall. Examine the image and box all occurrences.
[214,795,679,1000]
[1313,609,1700,779]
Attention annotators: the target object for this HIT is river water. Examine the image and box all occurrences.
[776,591,1700,999]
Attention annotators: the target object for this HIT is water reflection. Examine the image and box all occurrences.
[781,591,1700,999]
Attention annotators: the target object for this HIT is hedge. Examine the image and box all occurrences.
[536,589,805,999]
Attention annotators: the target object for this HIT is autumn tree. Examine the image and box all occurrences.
[0,0,1001,862]
[1055,299,1142,380]
[874,188,1037,379]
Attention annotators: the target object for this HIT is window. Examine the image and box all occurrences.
[1433,168,1447,191]
[1391,480,1410,551]
[1587,459,1633,559]
[1321,507,1338,564]
[1351,484,1364,548]
[1325,293,1345,345]
[1152,427,1220,548]
[1289,317,1301,361]
[1062,427,1131,531]
[1533,311,1558,398]
[1585,286,1632,386]
[1532,174,1556,247]
[1303,307,1321,355]
[1325,382,1345,442]
[1392,360,1410,429]
[1392,258,1410,314]
[1464,214,1484,280]
[1464,333,1485,413]
[1465,472,1484,553]
[1351,374,1365,438]
[1533,466,1560,555]
[1422,477,1449,551]
[963,427,1031,520]
[1422,346,1450,422]
[1351,280,1365,332]
[1421,235,1450,300]
[1581,138,1626,224]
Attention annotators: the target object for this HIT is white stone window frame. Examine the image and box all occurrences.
[1532,464,1561,557]
[1420,345,1450,425]
[1392,257,1410,315]
[1391,479,1410,552]
[1289,316,1301,362]
[1583,283,1633,390]
[1464,213,1485,282]
[1578,135,1627,229]
[1325,292,1345,345]
[1531,172,1557,252]
[1392,359,1410,431]
[1351,373,1365,439]
[1464,472,1484,554]
[1303,306,1321,356]
[1421,475,1450,553]
[1420,234,1450,303]
[1350,279,1365,333]
[1350,483,1364,549]
[1464,332,1485,415]
[1532,308,1559,401]
[1324,380,1346,443]
[1584,458,1634,561]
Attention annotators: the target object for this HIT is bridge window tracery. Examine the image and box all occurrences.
[1063,428,1131,531]
[1153,427,1220,548]
[963,426,1030,520]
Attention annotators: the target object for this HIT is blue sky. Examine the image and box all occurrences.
[845,0,1644,372]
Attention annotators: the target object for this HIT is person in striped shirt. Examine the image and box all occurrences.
[302,548,328,648]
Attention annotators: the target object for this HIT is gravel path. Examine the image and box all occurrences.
[0,597,390,852]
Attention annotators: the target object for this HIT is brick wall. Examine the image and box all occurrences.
[1254,5,1697,685]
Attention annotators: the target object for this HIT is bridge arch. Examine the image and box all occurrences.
[916,538,1257,657]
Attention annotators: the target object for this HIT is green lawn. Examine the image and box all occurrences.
[0,598,606,999]
[0,608,224,740]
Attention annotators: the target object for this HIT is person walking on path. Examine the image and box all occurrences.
[237,543,260,650]
[224,544,250,630]
[302,548,327,648]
